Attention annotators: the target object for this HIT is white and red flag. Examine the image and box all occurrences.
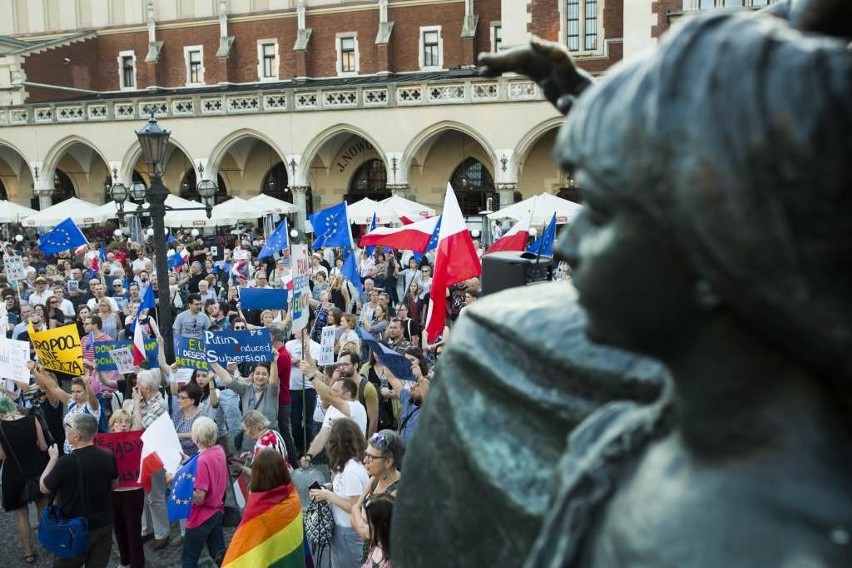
[138,413,183,491]
[359,215,441,253]
[425,184,481,341]
[485,206,534,254]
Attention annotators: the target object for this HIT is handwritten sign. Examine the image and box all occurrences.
[233,249,249,261]
[0,337,30,379]
[29,323,84,376]
[318,326,336,366]
[202,328,273,366]
[290,244,311,332]
[95,430,143,488]
[174,334,209,370]
[3,255,25,281]
[109,348,135,374]
[94,339,159,370]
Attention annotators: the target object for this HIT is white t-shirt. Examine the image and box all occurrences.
[322,400,367,435]
[284,338,322,390]
[331,459,369,527]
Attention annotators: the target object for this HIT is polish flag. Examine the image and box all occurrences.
[425,185,481,341]
[359,215,441,252]
[138,414,183,492]
[398,212,432,225]
[132,318,148,365]
[485,207,533,254]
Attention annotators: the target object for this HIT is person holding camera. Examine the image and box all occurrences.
[0,393,48,564]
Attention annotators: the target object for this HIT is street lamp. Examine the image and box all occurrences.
[109,113,216,360]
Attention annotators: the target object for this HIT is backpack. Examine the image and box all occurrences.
[304,498,334,546]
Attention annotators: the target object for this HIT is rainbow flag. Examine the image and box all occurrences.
[222,483,308,568]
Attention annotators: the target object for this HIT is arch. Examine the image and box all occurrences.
[513,117,564,169]
[299,124,386,187]
[42,135,110,177]
[261,161,291,202]
[0,141,34,203]
[401,121,497,180]
[0,139,32,178]
[52,169,77,203]
[450,157,496,216]
[207,128,286,175]
[347,158,389,203]
[119,136,196,185]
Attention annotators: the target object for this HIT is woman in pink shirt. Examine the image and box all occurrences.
[182,417,228,568]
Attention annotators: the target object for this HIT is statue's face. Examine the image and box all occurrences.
[557,186,699,356]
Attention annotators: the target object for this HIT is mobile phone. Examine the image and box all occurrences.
[309,481,322,491]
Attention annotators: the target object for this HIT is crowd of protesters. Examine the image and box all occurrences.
[0,220,488,567]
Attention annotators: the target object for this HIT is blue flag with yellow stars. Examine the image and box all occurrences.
[38,217,88,256]
[365,212,378,257]
[168,453,199,522]
[310,201,352,250]
[258,218,289,260]
[528,213,557,257]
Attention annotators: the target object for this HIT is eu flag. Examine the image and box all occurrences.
[310,202,353,250]
[365,212,378,257]
[528,213,557,257]
[356,328,414,381]
[168,453,199,522]
[38,218,88,255]
[135,284,156,319]
[167,253,185,269]
[258,218,289,260]
[341,250,363,294]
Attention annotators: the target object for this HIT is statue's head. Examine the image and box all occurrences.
[555,11,852,381]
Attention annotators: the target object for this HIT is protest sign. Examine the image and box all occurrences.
[94,338,159,371]
[29,323,84,376]
[95,430,143,488]
[233,249,249,261]
[109,348,135,374]
[0,337,29,379]
[318,326,336,366]
[3,255,25,281]
[173,334,208,370]
[290,244,311,332]
[238,288,288,311]
[202,328,273,366]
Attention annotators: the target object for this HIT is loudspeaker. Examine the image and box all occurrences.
[481,252,553,296]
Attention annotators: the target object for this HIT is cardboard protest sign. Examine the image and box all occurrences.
[95,430,143,488]
[3,255,25,281]
[0,337,29,379]
[94,339,159,370]
[318,326,336,366]
[238,288,288,311]
[173,334,209,370]
[202,328,273,366]
[109,348,135,374]
[29,323,84,376]
[290,244,311,332]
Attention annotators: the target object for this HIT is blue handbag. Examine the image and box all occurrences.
[38,454,89,558]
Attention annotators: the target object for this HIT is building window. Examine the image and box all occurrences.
[692,0,773,8]
[337,34,358,75]
[491,24,502,52]
[117,50,136,90]
[565,0,603,53]
[420,27,443,70]
[184,46,204,85]
[257,40,279,81]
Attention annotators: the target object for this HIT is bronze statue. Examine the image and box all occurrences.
[394,1,852,566]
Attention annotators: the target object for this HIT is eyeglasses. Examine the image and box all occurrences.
[177,395,190,400]
[363,453,386,462]
[233,325,246,330]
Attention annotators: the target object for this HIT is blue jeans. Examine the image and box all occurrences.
[330,524,364,568]
[181,511,224,568]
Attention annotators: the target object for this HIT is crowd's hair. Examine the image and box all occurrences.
[249,448,292,492]
[66,412,98,441]
[366,494,396,560]
[191,416,217,448]
[109,409,133,430]
[136,368,162,391]
[369,429,405,469]
[327,417,367,473]
[241,409,270,433]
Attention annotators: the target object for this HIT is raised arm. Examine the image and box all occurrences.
[477,36,594,115]
[83,376,99,412]
[209,361,234,387]
[28,362,70,405]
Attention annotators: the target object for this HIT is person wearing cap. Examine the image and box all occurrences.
[28,277,52,307]
[310,253,329,279]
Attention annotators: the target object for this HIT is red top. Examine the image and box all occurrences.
[276,344,292,404]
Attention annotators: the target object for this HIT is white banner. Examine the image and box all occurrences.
[318,326,336,366]
[0,337,31,380]
[3,255,25,281]
[290,244,312,332]
[109,348,135,374]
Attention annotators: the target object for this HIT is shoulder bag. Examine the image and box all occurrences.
[38,453,89,558]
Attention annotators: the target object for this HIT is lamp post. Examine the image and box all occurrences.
[110,114,216,360]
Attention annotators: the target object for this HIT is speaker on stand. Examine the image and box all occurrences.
[481,251,553,296]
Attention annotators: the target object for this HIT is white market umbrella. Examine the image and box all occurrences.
[487,193,582,226]
[212,197,266,221]
[347,197,399,225]
[21,197,107,227]
[248,194,298,215]
[0,200,38,223]
[380,195,436,218]
[164,199,238,228]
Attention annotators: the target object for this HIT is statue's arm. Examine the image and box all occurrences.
[478,36,594,115]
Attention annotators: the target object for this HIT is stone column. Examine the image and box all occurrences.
[388,184,409,198]
[292,186,310,231]
[35,189,53,210]
[496,183,517,211]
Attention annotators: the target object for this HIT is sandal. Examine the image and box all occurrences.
[24,553,37,564]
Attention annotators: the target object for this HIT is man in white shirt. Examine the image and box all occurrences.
[53,286,75,319]
[28,277,53,307]
[299,366,367,468]
[286,331,322,456]
[86,283,119,312]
